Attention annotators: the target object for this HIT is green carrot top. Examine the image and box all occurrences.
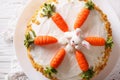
[24,30,36,48]
[105,36,114,49]
[85,0,94,10]
[44,67,57,78]
[80,68,94,80]
[41,3,55,18]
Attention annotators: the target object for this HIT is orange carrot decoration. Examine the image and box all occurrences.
[34,36,58,45]
[75,50,89,72]
[52,13,68,32]
[74,0,94,29]
[24,30,58,48]
[41,3,68,32]
[50,48,66,68]
[85,37,105,46]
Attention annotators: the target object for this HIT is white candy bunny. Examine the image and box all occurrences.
[59,28,90,53]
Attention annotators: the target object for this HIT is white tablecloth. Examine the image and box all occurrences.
[0,0,120,80]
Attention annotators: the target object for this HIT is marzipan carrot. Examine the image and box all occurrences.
[50,48,66,68]
[52,13,68,32]
[75,50,89,72]
[34,36,57,45]
[85,37,105,46]
[24,30,58,48]
[41,3,68,32]
[74,0,94,29]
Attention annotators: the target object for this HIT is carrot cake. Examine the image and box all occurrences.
[24,0,113,80]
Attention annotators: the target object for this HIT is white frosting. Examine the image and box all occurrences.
[30,0,107,79]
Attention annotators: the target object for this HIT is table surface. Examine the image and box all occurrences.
[0,0,28,80]
[0,0,120,80]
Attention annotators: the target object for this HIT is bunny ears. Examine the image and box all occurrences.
[75,28,82,37]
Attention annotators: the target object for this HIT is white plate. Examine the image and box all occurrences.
[14,0,120,80]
